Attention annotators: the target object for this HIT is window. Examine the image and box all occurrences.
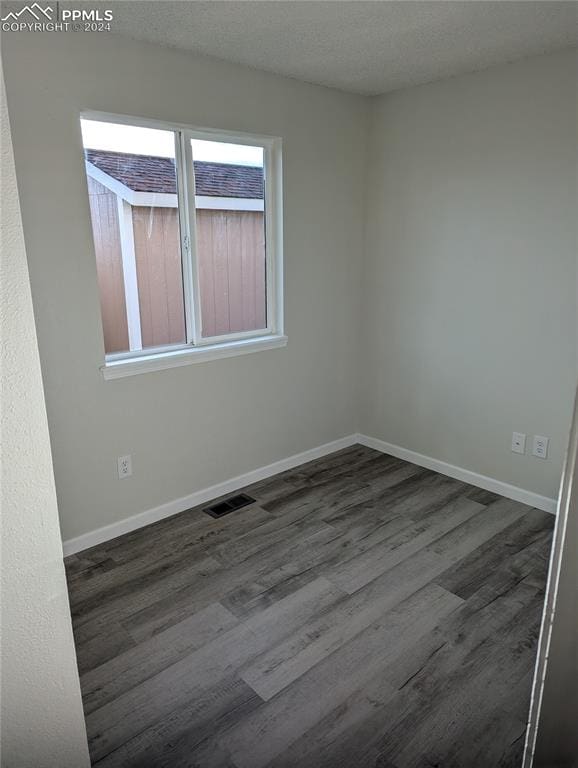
[80,113,284,378]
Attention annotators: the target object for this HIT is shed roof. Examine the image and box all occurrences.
[85,149,264,199]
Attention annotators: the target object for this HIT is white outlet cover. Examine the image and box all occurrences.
[117,455,132,478]
[532,435,549,459]
[511,432,526,454]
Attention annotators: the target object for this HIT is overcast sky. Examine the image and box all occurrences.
[81,119,263,167]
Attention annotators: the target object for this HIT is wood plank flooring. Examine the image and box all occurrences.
[64,445,554,768]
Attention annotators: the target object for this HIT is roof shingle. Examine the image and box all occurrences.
[85,149,264,199]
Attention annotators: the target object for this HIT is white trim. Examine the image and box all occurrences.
[101,334,288,379]
[61,434,358,555]
[129,194,264,212]
[62,432,558,555]
[268,137,284,338]
[195,196,264,212]
[174,130,196,345]
[354,433,557,514]
[183,130,203,345]
[116,198,142,351]
[189,326,270,347]
[132,191,177,208]
[86,161,134,202]
[87,162,263,211]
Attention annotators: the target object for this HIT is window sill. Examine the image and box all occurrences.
[101,334,288,380]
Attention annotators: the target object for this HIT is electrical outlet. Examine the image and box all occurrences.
[532,436,549,459]
[117,455,132,478]
[511,432,526,454]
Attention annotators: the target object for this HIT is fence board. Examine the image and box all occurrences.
[196,209,266,338]
[132,207,186,349]
[87,178,129,354]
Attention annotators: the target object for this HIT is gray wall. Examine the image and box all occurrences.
[362,49,577,500]
[2,35,575,546]
[1,32,367,541]
[0,67,89,767]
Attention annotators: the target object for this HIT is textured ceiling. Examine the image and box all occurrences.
[109,1,578,95]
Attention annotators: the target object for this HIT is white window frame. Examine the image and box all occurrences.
[81,111,285,379]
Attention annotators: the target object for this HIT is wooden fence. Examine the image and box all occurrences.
[88,177,129,353]
[88,177,266,354]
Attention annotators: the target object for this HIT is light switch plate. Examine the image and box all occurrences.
[117,455,132,478]
[511,432,526,454]
[532,436,549,459]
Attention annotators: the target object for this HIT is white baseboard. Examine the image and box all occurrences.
[355,433,558,515]
[63,431,558,556]
[62,434,358,556]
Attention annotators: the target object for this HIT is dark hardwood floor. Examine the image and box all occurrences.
[64,445,554,768]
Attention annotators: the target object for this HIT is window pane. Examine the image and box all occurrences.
[81,119,186,354]
[191,139,266,338]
